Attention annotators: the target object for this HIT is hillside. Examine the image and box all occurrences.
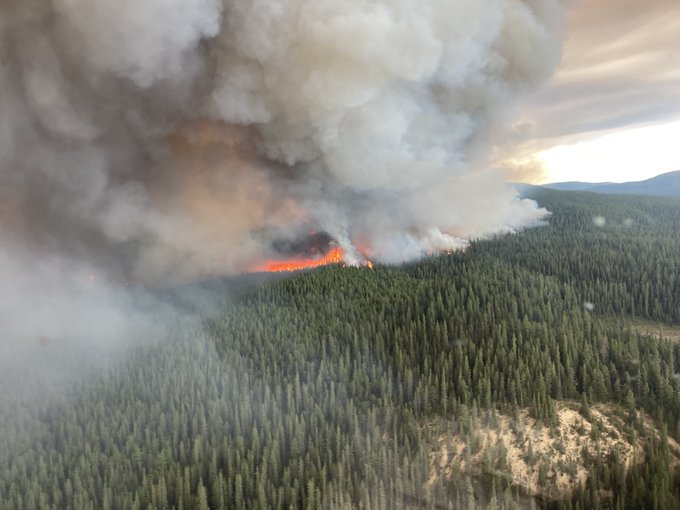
[428,401,680,501]
[2,189,680,509]
[543,170,680,197]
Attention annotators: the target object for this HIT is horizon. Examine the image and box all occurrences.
[540,168,680,186]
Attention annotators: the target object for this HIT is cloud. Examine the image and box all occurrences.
[519,0,680,140]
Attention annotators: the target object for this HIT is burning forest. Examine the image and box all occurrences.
[253,247,345,273]
[0,0,565,386]
[6,1,680,509]
[252,230,374,272]
[0,0,561,287]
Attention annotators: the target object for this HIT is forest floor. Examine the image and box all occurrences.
[425,401,680,500]
[629,318,680,342]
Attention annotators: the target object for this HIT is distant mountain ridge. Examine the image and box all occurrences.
[542,170,680,197]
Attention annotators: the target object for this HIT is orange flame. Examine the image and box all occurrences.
[254,247,344,273]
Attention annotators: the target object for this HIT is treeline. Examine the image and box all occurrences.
[1,190,680,508]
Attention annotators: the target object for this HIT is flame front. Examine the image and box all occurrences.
[254,247,344,273]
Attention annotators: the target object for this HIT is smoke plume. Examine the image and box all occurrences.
[1,0,562,284]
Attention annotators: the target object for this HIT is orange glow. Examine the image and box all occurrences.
[254,247,344,273]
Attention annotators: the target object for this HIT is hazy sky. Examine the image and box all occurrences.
[511,0,680,183]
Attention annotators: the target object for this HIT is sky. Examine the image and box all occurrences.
[505,0,680,184]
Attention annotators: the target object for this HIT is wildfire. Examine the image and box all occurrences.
[254,247,344,273]
[253,246,375,273]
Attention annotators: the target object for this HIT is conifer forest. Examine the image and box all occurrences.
[2,188,680,509]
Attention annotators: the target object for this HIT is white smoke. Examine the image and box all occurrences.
[0,0,562,283]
